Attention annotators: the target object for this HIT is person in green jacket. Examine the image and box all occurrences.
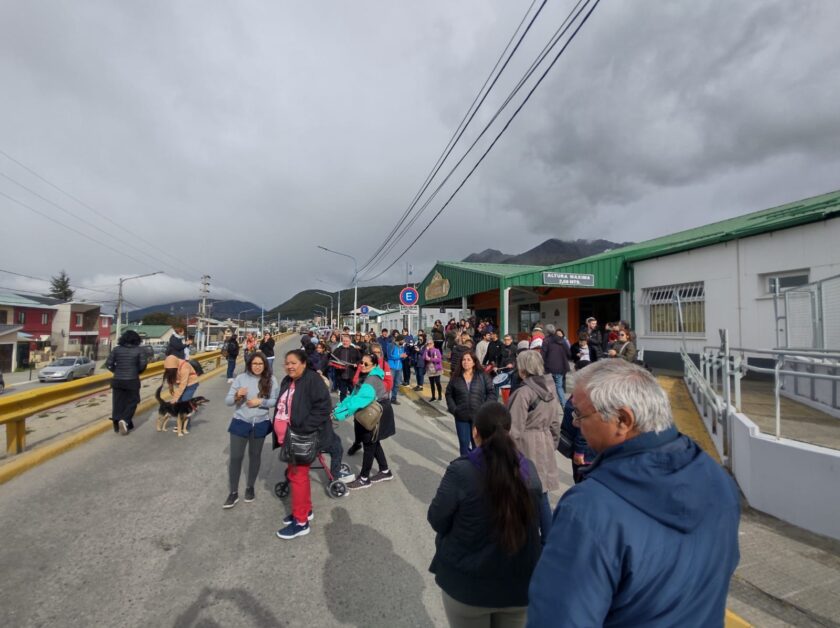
[333,356,397,490]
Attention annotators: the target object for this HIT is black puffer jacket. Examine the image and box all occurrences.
[541,334,571,375]
[272,368,333,450]
[106,345,148,383]
[428,454,543,607]
[445,371,494,423]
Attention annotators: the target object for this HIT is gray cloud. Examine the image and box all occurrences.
[1,1,838,310]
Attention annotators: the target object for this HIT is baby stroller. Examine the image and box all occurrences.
[274,452,353,499]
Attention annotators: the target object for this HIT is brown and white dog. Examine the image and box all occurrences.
[155,386,209,436]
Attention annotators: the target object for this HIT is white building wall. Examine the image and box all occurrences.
[539,299,569,335]
[633,219,840,355]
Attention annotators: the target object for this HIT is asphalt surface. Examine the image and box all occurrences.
[0,337,471,628]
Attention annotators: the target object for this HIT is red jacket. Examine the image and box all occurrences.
[352,355,393,392]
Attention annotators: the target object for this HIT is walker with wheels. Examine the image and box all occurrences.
[274,451,353,499]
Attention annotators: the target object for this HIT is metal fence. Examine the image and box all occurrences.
[775,273,840,350]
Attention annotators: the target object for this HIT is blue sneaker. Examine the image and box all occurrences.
[276,520,310,539]
[282,510,313,526]
[337,470,356,483]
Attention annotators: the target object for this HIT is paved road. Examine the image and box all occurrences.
[0,343,493,627]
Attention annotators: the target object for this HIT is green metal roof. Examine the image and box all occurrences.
[506,189,840,288]
[419,261,545,305]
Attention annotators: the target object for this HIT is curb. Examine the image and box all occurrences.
[0,362,229,486]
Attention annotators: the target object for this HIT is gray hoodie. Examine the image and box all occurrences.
[225,372,280,425]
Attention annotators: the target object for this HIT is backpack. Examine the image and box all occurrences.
[188,358,205,376]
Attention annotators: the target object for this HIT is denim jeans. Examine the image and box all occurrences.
[180,383,199,402]
[551,373,566,407]
[454,420,474,456]
[226,358,236,379]
[539,492,552,545]
[390,367,402,401]
[414,366,425,387]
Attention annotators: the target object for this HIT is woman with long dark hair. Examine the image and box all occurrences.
[223,351,279,509]
[445,351,494,456]
[161,354,200,434]
[428,401,544,627]
[272,349,333,540]
[333,354,396,489]
[105,329,148,434]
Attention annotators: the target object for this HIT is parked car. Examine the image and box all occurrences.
[38,356,96,382]
[204,342,221,352]
[140,345,155,363]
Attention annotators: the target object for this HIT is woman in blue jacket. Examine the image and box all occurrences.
[428,401,544,627]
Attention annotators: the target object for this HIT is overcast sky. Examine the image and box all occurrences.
[1,0,838,313]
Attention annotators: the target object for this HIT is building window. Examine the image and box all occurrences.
[41,313,49,325]
[18,311,25,324]
[764,271,809,295]
[102,318,109,328]
[641,282,705,335]
[75,313,83,326]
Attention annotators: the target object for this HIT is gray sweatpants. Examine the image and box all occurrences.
[229,432,266,493]
[440,590,526,628]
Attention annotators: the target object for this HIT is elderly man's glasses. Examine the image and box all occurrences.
[571,406,599,425]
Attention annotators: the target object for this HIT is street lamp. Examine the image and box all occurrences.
[313,305,328,326]
[237,308,255,333]
[115,271,163,340]
[314,291,334,328]
[317,245,358,332]
[317,278,342,331]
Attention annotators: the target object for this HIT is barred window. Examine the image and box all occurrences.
[640,282,705,335]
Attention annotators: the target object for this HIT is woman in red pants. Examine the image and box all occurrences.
[272,349,333,540]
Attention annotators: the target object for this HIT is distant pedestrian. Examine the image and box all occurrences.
[258,331,276,371]
[387,334,405,405]
[105,329,148,435]
[166,324,189,359]
[540,323,571,407]
[428,401,544,628]
[445,351,494,456]
[558,396,596,483]
[607,328,637,363]
[223,334,239,383]
[223,352,279,509]
[334,355,395,490]
[527,360,741,626]
[273,349,333,540]
[332,334,361,402]
[421,338,443,402]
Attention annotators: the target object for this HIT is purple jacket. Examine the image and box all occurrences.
[422,347,443,373]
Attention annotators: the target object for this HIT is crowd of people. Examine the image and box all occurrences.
[105,314,740,626]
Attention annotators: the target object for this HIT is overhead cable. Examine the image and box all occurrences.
[361,0,601,281]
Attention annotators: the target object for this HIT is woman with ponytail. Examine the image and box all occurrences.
[428,402,545,628]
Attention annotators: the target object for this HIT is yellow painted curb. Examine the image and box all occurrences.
[725,609,752,627]
[0,362,228,486]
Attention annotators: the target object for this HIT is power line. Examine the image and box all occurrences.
[360,0,588,279]
[0,148,203,276]
[357,0,545,276]
[361,0,601,281]
[0,268,115,295]
[0,170,192,278]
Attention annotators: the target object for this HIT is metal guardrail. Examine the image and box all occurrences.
[0,350,223,455]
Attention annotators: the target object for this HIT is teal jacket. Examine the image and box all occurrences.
[333,367,385,421]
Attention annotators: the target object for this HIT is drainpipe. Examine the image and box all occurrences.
[501,286,510,336]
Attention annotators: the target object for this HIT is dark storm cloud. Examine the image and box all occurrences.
[1,1,838,309]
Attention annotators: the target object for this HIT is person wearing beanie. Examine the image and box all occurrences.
[105,329,149,435]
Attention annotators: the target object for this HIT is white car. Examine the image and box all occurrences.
[38,356,96,382]
[204,342,222,352]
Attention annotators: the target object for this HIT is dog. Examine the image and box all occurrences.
[155,386,210,436]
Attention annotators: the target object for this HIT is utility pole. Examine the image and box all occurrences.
[115,271,163,342]
[198,275,210,352]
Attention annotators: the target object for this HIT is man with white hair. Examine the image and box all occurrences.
[527,360,740,627]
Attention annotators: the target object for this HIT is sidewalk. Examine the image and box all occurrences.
[400,370,840,627]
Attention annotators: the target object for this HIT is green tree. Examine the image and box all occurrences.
[142,312,177,325]
[48,270,75,302]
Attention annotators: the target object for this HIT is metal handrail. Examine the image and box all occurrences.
[0,350,223,455]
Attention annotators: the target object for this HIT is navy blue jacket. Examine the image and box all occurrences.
[528,427,740,627]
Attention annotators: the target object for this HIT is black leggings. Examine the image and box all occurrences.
[229,432,266,492]
[360,441,388,479]
[112,383,140,430]
[428,376,442,399]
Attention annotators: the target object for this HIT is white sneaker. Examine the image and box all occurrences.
[118,420,128,435]
[227,378,234,383]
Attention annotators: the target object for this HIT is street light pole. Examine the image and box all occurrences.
[115,271,163,341]
[314,291,334,328]
[237,308,255,335]
[317,245,358,332]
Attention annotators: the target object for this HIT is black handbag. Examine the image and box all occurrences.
[557,425,574,459]
[278,428,320,465]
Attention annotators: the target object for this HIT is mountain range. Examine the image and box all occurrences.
[130,238,631,322]
[462,238,632,266]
